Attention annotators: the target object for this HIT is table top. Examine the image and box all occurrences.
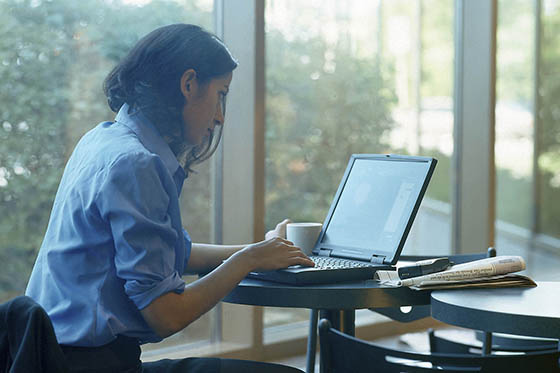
[223,278,431,310]
[431,281,560,339]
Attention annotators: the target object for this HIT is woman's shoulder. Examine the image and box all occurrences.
[86,121,155,159]
[67,121,165,181]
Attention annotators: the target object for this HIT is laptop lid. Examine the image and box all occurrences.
[312,154,437,265]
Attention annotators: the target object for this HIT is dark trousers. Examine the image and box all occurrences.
[61,335,302,373]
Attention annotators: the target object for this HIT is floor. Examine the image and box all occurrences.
[272,354,318,372]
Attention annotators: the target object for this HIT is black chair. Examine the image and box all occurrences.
[318,318,560,373]
[429,328,559,355]
[0,296,69,372]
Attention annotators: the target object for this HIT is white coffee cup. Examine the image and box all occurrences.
[286,222,322,256]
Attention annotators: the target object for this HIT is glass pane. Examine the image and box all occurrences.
[264,0,454,331]
[496,0,560,280]
[536,0,560,277]
[0,0,216,350]
[397,0,454,257]
[495,0,535,261]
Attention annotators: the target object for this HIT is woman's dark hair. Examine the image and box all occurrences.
[103,24,238,172]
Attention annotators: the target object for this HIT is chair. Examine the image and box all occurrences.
[429,328,559,355]
[0,296,69,373]
[318,318,560,373]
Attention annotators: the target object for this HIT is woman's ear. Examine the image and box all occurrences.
[180,69,198,99]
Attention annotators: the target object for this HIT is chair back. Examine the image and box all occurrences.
[430,329,559,354]
[475,331,559,352]
[0,296,69,372]
[318,319,560,373]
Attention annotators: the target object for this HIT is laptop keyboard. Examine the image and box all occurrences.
[311,256,377,270]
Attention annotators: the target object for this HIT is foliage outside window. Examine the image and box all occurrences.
[539,0,560,239]
[0,0,215,347]
[494,0,560,242]
[264,0,454,328]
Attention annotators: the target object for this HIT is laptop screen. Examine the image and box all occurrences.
[317,155,435,263]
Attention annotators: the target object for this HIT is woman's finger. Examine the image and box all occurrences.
[275,219,291,238]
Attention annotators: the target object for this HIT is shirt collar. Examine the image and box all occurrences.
[115,104,185,179]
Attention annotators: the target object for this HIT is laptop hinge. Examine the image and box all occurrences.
[318,248,332,257]
[370,255,385,264]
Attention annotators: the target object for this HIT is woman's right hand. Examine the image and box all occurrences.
[237,237,315,272]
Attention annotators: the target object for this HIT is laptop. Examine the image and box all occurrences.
[248,154,437,285]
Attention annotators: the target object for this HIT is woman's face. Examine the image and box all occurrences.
[181,71,232,146]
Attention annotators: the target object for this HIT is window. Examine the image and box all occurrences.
[538,0,560,245]
[495,0,534,258]
[0,0,217,351]
[264,0,454,330]
[495,0,560,279]
[3,0,559,362]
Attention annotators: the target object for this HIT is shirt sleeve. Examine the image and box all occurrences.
[97,152,186,310]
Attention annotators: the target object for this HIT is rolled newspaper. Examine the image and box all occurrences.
[398,256,526,287]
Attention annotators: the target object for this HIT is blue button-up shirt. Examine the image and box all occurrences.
[26,104,191,346]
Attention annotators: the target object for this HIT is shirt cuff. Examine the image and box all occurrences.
[125,271,185,310]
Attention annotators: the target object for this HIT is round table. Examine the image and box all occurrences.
[224,278,431,373]
[224,278,431,310]
[431,281,560,339]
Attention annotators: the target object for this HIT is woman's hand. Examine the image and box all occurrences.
[265,218,291,240]
[236,236,315,272]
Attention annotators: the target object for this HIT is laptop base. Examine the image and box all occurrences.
[248,264,392,285]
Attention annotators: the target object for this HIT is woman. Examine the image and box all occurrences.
[25,24,313,372]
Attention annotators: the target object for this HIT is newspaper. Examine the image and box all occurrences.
[375,256,536,290]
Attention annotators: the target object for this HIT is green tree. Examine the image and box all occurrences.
[0,0,75,267]
[265,30,396,228]
[538,5,560,239]
[0,0,212,301]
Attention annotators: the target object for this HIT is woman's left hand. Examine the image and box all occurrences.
[265,218,291,240]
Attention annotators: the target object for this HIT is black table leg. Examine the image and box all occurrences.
[482,331,492,355]
[306,309,318,373]
[318,309,355,335]
[341,310,355,336]
[319,310,341,330]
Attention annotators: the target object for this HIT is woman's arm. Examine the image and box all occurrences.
[185,219,292,273]
[140,236,313,338]
[185,243,245,273]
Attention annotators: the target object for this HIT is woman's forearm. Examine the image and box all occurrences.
[186,219,293,273]
[186,243,247,272]
[140,237,314,338]
[141,249,254,338]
